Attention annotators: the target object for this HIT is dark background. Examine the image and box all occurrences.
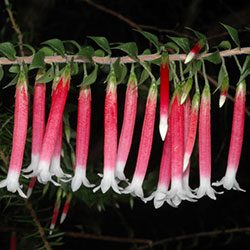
[1,0,250,249]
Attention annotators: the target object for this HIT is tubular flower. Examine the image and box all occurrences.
[167,88,196,207]
[0,70,28,198]
[213,81,246,191]
[159,52,169,141]
[115,70,138,182]
[144,126,172,208]
[182,96,194,196]
[50,121,71,179]
[184,39,206,64]
[183,91,200,172]
[123,82,157,198]
[23,71,46,179]
[72,85,94,191]
[196,84,221,199]
[93,69,120,194]
[60,193,72,224]
[30,65,70,185]
[219,75,229,108]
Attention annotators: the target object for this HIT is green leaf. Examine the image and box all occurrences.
[218,40,231,50]
[39,46,54,56]
[0,42,16,60]
[167,36,190,54]
[29,50,45,70]
[221,23,240,48]
[94,49,105,57]
[63,40,81,52]
[0,65,3,81]
[41,38,65,57]
[80,64,98,86]
[78,46,94,63]
[139,68,149,85]
[9,65,20,73]
[134,30,160,53]
[36,64,54,83]
[185,27,206,40]
[113,58,127,84]
[71,62,79,76]
[3,73,19,89]
[21,43,36,55]
[113,42,138,61]
[238,55,250,83]
[204,50,222,64]
[165,42,180,54]
[88,36,111,55]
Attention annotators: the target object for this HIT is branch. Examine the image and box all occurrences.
[83,0,142,31]
[24,198,51,250]
[138,226,250,250]
[4,0,24,56]
[0,47,250,65]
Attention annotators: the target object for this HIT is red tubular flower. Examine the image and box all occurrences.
[184,39,206,64]
[183,90,200,172]
[23,71,46,180]
[115,69,138,182]
[10,232,17,250]
[0,70,28,198]
[159,52,169,141]
[196,84,221,199]
[219,75,229,108]
[60,193,72,224]
[144,125,172,208]
[123,82,157,198]
[93,69,120,194]
[213,81,246,191]
[182,96,194,196]
[31,65,70,185]
[167,87,195,206]
[72,85,94,191]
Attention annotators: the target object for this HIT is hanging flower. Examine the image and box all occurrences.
[213,81,246,191]
[123,82,157,199]
[0,70,28,198]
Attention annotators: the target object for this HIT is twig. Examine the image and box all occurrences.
[24,198,51,250]
[83,0,142,31]
[138,226,250,250]
[4,0,24,56]
[64,231,153,246]
[0,150,9,167]
[0,47,250,65]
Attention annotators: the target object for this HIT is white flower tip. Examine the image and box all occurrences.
[183,154,190,172]
[159,119,168,141]
[196,185,220,200]
[49,224,55,235]
[71,177,81,192]
[184,52,195,64]
[22,155,40,173]
[212,176,245,192]
[115,170,128,183]
[60,213,66,224]
[123,183,144,198]
[219,95,226,108]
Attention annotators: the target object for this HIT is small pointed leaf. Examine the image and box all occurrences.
[78,46,94,63]
[218,40,231,50]
[165,42,180,54]
[29,50,45,70]
[88,36,111,55]
[139,68,149,85]
[80,64,98,86]
[36,64,54,83]
[134,30,160,53]
[41,38,65,57]
[185,27,206,40]
[3,73,19,89]
[9,65,20,73]
[0,42,16,60]
[39,46,54,56]
[238,55,250,83]
[204,50,222,64]
[167,36,190,54]
[113,42,138,61]
[221,23,240,48]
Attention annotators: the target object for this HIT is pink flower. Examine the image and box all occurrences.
[0,70,28,198]
[213,81,246,191]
